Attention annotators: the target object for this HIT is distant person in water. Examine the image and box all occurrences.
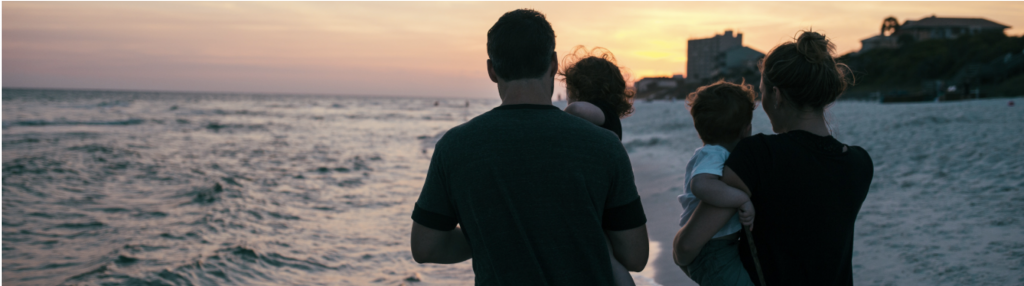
[410,9,649,285]
[560,46,635,140]
[674,30,872,286]
[672,80,757,286]
[558,45,638,286]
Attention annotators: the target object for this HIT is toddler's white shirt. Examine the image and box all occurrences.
[678,145,743,239]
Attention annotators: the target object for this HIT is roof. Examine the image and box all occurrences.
[724,46,764,56]
[636,77,676,82]
[861,35,888,43]
[901,16,1010,30]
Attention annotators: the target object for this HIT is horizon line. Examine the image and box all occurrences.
[1,86,491,101]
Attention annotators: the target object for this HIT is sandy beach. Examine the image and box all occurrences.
[622,98,1024,286]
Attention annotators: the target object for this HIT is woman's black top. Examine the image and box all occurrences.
[725,130,873,286]
[588,101,622,140]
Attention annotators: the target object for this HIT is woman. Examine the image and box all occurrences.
[674,31,873,286]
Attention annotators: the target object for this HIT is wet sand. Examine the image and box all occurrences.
[630,149,697,286]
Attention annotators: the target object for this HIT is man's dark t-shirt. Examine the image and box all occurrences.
[412,104,646,285]
[725,130,873,286]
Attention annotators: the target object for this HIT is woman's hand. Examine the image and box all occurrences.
[738,201,755,231]
[673,203,735,267]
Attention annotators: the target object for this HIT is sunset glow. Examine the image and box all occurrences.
[4,2,1023,98]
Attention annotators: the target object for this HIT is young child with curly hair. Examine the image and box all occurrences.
[559,45,638,285]
[560,46,635,141]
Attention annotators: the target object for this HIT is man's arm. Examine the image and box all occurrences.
[410,222,472,264]
[673,202,735,267]
[690,173,750,208]
[564,101,606,125]
[605,224,649,272]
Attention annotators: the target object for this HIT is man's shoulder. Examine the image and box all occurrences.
[433,108,510,140]
[450,104,616,136]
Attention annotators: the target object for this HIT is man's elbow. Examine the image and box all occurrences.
[613,249,649,272]
[412,255,426,264]
[623,259,647,272]
[411,245,431,264]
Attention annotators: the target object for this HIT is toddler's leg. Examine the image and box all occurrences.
[698,240,754,286]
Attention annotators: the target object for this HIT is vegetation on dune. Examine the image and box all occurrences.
[838,32,1024,99]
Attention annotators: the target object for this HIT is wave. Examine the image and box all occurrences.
[3,156,78,176]
[193,183,225,204]
[187,109,272,117]
[341,113,422,121]
[418,130,448,150]
[59,244,354,285]
[3,91,485,285]
[3,119,145,128]
[337,178,363,188]
[204,122,270,132]
[623,137,665,152]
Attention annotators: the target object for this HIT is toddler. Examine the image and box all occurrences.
[676,80,757,286]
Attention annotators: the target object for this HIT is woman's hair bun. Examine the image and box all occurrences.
[760,30,853,110]
[795,31,834,64]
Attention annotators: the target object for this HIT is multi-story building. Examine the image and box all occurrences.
[714,46,764,76]
[687,30,743,81]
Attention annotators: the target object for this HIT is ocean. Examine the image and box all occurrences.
[2,89,496,285]
[4,89,1023,286]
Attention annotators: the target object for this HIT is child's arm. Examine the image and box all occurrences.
[564,101,606,125]
[690,173,750,208]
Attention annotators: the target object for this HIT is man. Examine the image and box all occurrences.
[410,9,649,285]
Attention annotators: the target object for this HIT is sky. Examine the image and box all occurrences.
[4,2,1024,99]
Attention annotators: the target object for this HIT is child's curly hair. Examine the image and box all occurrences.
[558,46,635,118]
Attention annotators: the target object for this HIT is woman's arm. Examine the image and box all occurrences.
[672,202,735,267]
[564,101,606,125]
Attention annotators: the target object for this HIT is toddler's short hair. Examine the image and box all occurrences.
[686,80,757,145]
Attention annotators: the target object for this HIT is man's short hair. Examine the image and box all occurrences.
[487,9,556,81]
[686,80,757,145]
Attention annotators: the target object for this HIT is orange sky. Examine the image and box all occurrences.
[4,2,1023,99]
